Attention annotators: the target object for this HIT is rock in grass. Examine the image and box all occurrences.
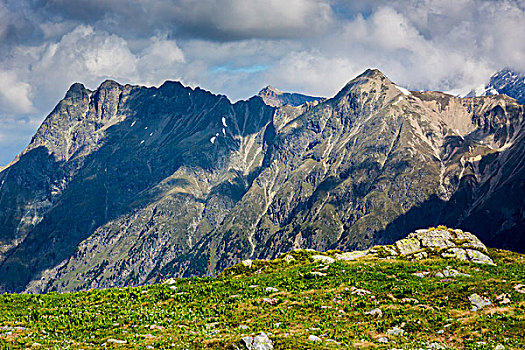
[107,338,127,344]
[312,255,335,264]
[265,287,279,292]
[284,255,295,263]
[377,337,389,343]
[466,249,495,265]
[514,284,525,294]
[386,326,405,336]
[242,260,253,268]
[364,308,383,317]
[262,298,279,305]
[335,250,369,261]
[242,332,273,350]
[308,335,322,342]
[469,293,492,311]
[395,237,421,255]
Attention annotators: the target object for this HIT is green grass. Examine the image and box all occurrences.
[0,248,524,349]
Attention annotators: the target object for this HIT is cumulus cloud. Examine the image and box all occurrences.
[0,71,34,114]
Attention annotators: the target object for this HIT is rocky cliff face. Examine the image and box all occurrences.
[0,69,524,293]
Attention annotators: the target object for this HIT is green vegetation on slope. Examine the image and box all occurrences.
[0,248,524,349]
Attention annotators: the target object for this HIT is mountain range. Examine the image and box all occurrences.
[0,68,524,293]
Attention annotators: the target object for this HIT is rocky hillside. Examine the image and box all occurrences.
[1,229,524,349]
[0,69,524,293]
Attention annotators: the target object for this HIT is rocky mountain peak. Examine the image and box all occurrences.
[64,82,90,101]
[257,85,322,107]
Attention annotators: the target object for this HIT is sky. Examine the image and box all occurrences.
[1,0,525,166]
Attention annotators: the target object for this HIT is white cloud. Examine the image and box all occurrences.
[0,71,34,114]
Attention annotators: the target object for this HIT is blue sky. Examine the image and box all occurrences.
[1,0,525,166]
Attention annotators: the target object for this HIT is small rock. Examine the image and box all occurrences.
[31,343,41,347]
[395,237,421,255]
[242,259,253,268]
[284,255,295,263]
[496,293,511,304]
[107,339,127,344]
[274,323,281,328]
[437,329,444,334]
[162,278,177,285]
[149,325,165,330]
[239,325,249,330]
[308,335,322,342]
[413,251,428,260]
[350,286,371,295]
[377,337,389,343]
[335,250,369,261]
[242,332,273,350]
[514,284,525,294]
[466,249,495,265]
[441,248,468,261]
[169,286,177,290]
[469,293,492,311]
[413,271,431,278]
[146,346,154,349]
[494,344,505,350]
[310,271,327,277]
[386,326,404,336]
[263,298,279,305]
[364,308,383,317]
[265,287,279,293]
[325,339,341,345]
[312,255,335,264]
[427,342,445,349]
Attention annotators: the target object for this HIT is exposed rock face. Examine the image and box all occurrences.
[0,69,524,293]
[335,227,495,265]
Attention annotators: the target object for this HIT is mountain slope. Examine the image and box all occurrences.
[0,69,524,293]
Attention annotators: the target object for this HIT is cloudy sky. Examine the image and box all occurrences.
[1,0,524,165]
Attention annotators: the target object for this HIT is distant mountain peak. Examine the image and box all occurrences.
[463,68,525,104]
[257,85,322,107]
[259,85,283,95]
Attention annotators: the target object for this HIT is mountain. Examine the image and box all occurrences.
[465,68,525,104]
[0,69,524,293]
[257,85,322,107]
[1,228,524,349]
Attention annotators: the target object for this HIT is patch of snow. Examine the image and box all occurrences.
[210,136,216,144]
[145,127,148,130]
[222,117,228,127]
[130,121,136,127]
[140,140,144,144]
[455,129,464,140]
[222,128,226,135]
[395,85,411,96]
[149,132,153,136]
[392,96,403,105]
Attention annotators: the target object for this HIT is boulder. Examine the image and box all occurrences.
[242,332,273,350]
